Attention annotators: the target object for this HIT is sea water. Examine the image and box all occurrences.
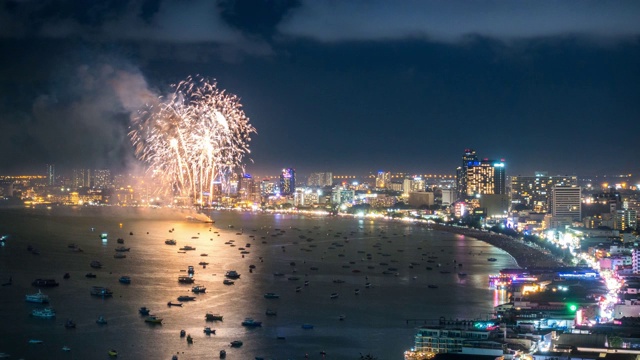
[0,207,515,359]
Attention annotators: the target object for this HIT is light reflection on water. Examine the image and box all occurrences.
[0,207,516,359]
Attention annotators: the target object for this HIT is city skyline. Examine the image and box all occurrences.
[1,1,639,176]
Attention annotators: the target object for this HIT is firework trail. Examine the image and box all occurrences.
[129,76,256,205]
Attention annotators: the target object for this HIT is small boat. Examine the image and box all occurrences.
[139,307,150,315]
[179,245,196,251]
[115,246,130,252]
[144,316,163,324]
[108,349,118,357]
[62,346,71,351]
[96,315,108,325]
[225,270,240,279]
[458,272,468,277]
[85,273,97,278]
[130,232,134,235]
[119,276,131,284]
[203,327,215,335]
[186,334,193,344]
[205,313,224,321]
[178,276,195,284]
[177,295,196,301]
[223,279,234,285]
[180,329,186,337]
[31,278,59,287]
[301,324,314,329]
[276,336,286,340]
[230,340,243,347]
[90,286,113,297]
[167,302,183,307]
[113,253,126,259]
[64,319,76,328]
[187,266,195,274]
[354,289,360,295]
[63,273,70,279]
[339,314,346,321]
[29,339,44,344]
[273,272,285,277]
[117,238,124,244]
[25,290,50,303]
[32,308,56,318]
[263,292,280,299]
[288,276,300,281]
[241,318,262,327]
[220,349,227,358]
[330,293,339,299]
[90,260,102,269]
[165,239,177,245]
[487,258,497,262]
[200,253,208,256]
[332,279,345,284]
[198,261,209,266]
[428,284,438,289]
[191,285,206,293]
[296,286,302,292]
[265,309,277,316]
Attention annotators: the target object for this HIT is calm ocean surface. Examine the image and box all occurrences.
[0,207,515,359]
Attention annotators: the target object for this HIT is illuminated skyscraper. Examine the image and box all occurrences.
[511,173,577,212]
[376,171,390,189]
[456,149,505,199]
[280,168,295,195]
[72,168,90,188]
[307,172,333,187]
[46,164,55,186]
[550,185,581,221]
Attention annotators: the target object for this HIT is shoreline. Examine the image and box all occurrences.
[430,224,564,269]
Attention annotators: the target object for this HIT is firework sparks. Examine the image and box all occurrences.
[129,76,256,205]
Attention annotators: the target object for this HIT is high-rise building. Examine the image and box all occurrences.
[456,149,505,199]
[307,172,333,187]
[72,168,90,188]
[92,169,112,189]
[46,164,55,186]
[280,168,295,195]
[613,209,637,231]
[376,171,390,189]
[511,173,577,212]
[550,185,581,221]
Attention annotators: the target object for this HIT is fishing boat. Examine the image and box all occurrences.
[90,286,113,297]
[85,273,97,278]
[113,253,126,259]
[205,313,224,321]
[487,258,497,262]
[28,339,44,344]
[63,273,70,279]
[225,270,240,279]
[31,278,59,287]
[144,316,163,324]
[64,319,76,328]
[179,245,196,251]
[115,246,130,252]
[119,276,131,284]
[428,284,439,289]
[186,334,193,344]
[177,295,196,301]
[241,318,262,327]
[203,327,215,335]
[117,238,124,244]
[139,307,150,315]
[191,285,206,293]
[96,315,108,325]
[223,279,234,285]
[178,276,195,284]
[25,290,50,303]
[165,239,177,245]
[230,340,243,347]
[90,260,102,269]
[219,349,227,357]
[62,346,71,351]
[265,309,277,316]
[263,292,280,299]
[108,349,118,357]
[330,293,339,299]
[167,301,183,307]
[180,330,186,337]
[32,307,56,318]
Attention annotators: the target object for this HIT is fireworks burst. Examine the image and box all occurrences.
[129,76,256,205]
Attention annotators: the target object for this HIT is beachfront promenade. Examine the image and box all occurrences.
[431,224,564,268]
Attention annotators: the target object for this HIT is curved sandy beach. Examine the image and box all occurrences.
[431,224,564,268]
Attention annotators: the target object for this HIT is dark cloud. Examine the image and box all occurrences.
[278,0,640,43]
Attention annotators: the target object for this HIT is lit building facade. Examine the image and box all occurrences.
[511,172,577,212]
[307,172,333,187]
[280,168,295,196]
[456,149,505,200]
[376,171,391,189]
[92,169,112,189]
[46,164,55,186]
[72,168,91,189]
[550,185,582,221]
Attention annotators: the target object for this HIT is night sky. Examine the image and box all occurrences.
[1,0,639,177]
